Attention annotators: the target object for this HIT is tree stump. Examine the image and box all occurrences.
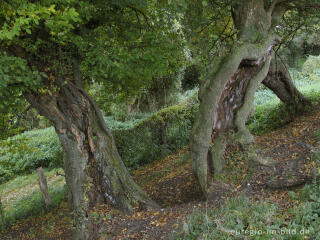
[37,167,52,208]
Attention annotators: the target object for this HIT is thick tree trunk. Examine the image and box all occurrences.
[26,82,157,239]
[263,57,310,111]
[190,0,282,197]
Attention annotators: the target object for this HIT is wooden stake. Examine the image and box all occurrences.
[37,167,52,208]
[0,197,4,225]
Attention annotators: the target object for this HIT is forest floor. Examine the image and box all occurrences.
[1,106,320,239]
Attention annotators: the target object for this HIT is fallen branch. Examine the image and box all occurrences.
[266,172,319,189]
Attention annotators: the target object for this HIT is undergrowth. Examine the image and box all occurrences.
[0,168,66,230]
[174,148,320,240]
[248,68,320,135]
[0,128,63,184]
[175,175,320,240]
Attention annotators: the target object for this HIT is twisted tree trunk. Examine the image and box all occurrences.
[26,81,157,239]
[263,57,310,111]
[190,0,283,197]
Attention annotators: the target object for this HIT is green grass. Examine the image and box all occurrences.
[174,190,320,240]
[0,168,66,230]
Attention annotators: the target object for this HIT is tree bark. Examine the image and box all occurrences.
[190,0,282,197]
[26,82,157,240]
[262,57,310,111]
[37,167,52,208]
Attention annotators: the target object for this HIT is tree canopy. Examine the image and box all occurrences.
[0,0,185,106]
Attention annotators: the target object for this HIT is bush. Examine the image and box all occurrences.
[0,128,63,184]
[247,103,292,135]
[302,55,320,79]
[113,101,198,168]
[0,101,198,182]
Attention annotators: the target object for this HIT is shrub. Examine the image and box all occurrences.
[247,103,292,135]
[0,128,63,184]
[0,101,198,182]
[113,101,198,168]
[302,55,320,79]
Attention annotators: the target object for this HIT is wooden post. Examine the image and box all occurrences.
[0,197,4,225]
[37,167,52,208]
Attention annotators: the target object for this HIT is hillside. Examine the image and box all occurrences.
[1,105,320,239]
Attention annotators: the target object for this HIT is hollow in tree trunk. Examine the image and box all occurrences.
[190,0,285,197]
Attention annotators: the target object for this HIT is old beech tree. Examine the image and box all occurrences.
[189,0,320,197]
[0,0,183,239]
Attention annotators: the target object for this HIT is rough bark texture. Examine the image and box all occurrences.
[26,82,157,240]
[190,0,282,196]
[263,57,310,111]
[37,167,52,208]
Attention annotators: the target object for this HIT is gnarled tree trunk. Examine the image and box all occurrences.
[263,57,310,111]
[26,81,157,239]
[190,0,284,197]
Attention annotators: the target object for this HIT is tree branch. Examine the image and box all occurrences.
[125,5,150,28]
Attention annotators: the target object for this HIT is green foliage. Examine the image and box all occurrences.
[175,189,320,240]
[248,103,293,135]
[249,68,320,135]
[0,168,66,229]
[302,55,320,81]
[0,128,63,183]
[113,101,198,168]
[0,0,186,118]
[0,54,42,107]
[0,100,198,181]
[174,197,283,240]
[287,180,320,239]
[90,70,184,118]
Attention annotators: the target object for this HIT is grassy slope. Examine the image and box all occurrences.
[1,68,320,239]
[0,168,66,230]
